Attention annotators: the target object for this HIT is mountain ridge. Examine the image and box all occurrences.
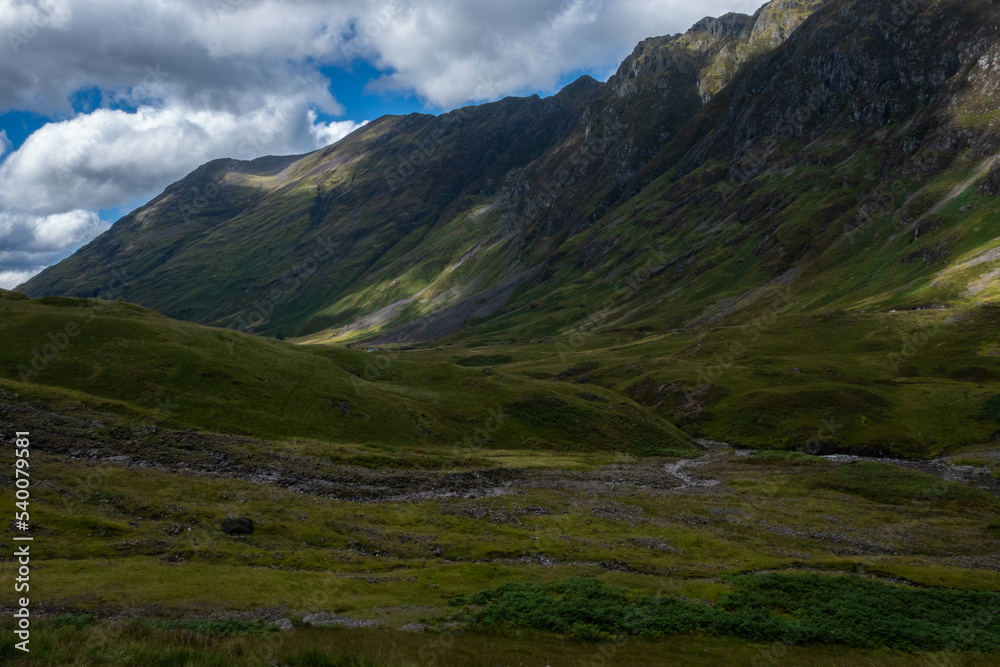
[19,0,1000,353]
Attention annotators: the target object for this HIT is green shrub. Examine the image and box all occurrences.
[0,289,27,301]
[147,618,277,637]
[973,395,1000,421]
[450,575,1000,651]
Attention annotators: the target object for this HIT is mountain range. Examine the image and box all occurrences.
[13,0,1000,457]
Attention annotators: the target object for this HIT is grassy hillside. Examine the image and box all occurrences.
[9,280,1000,460]
[3,279,1000,665]
[0,290,693,456]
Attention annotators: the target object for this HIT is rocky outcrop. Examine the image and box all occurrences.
[675,0,829,101]
[982,163,1000,197]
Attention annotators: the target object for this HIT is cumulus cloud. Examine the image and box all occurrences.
[308,111,369,148]
[361,0,767,106]
[0,130,10,158]
[0,0,354,114]
[0,0,766,114]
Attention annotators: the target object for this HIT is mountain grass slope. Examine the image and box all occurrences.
[0,289,693,456]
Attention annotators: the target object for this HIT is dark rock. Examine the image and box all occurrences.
[981,162,1000,197]
[221,517,254,535]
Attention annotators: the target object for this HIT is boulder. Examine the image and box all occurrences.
[220,517,254,535]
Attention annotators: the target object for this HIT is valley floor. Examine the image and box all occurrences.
[2,397,999,665]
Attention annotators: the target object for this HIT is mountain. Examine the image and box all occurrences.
[18,0,837,342]
[16,0,1000,457]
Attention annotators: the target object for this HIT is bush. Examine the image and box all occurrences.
[973,395,1000,421]
[450,575,1000,651]
[148,618,276,637]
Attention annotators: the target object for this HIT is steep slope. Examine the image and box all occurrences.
[19,85,600,337]
[19,0,828,343]
[693,0,828,101]
[21,0,1000,363]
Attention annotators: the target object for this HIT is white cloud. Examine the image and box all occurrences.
[0,209,108,288]
[0,0,767,114]
[364,0,767,106]
[0,209,104,254]
[0,0,356,114]
[308,111,369,148]
[0,269,38,290]
[0,130,10,158]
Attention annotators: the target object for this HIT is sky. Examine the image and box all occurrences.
[0,0,767,289]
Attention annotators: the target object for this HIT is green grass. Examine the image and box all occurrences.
[284,649,380,667]
[4,381,999,664]
[739,450,827,466]
[4,617,999,667]
[0,295,694,455]
[0,618,369,667]
[804,462,1000,509]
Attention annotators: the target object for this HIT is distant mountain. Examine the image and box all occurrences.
[21,0,1000,350]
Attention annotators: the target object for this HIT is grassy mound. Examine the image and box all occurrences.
[503,394,692,455]
[0,296,691,455]
[804,462,1000,510]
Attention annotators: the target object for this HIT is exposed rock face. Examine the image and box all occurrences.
[982,164,1000,197]
[681,0,829,101]
[679,0,1000,180]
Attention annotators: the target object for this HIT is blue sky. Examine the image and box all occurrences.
[0,0,767,289]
